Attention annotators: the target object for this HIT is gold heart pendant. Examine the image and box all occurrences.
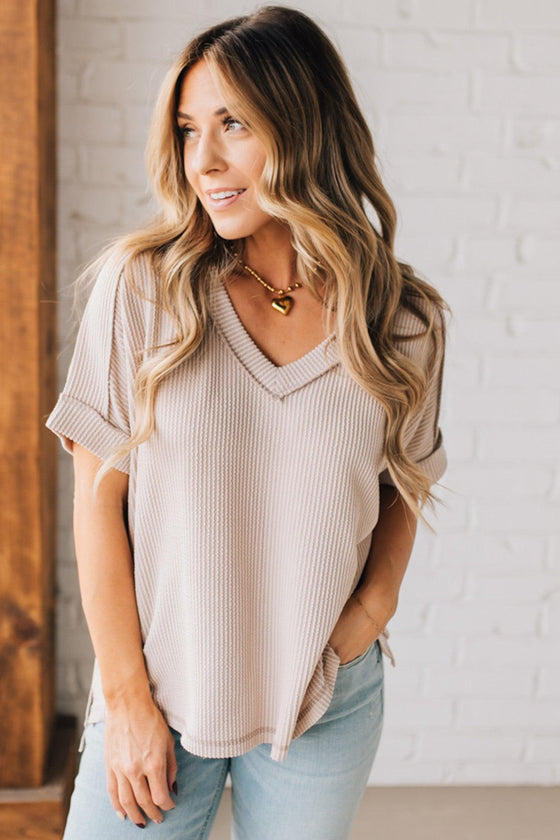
[271,296,293,315]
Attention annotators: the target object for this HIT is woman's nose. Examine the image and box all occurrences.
[192,133,224,174]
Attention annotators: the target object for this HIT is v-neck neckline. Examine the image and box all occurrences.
[209,274,340,398]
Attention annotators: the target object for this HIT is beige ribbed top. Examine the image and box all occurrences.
[46,251,447,762]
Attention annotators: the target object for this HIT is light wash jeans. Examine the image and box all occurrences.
[63,639,384,840]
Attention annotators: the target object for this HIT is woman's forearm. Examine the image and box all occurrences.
[72,445,152,712]
[356,484,418,617]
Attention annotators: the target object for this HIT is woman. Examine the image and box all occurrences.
[47,6,450,839]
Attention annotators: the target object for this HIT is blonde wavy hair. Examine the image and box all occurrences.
[81,5,452,530]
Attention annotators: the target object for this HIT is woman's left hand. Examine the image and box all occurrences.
[328,591,394,665]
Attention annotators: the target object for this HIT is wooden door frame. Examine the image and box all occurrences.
[0,0,57,788]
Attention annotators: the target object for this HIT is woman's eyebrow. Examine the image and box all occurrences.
[176,107,229,120]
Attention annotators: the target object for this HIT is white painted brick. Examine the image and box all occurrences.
[517,34,560,71]
[538,666,560,698]
[386,634,456,665]
[444,763,555,785]
[395,234,455,269]
[331,26,382,72]
[386,603,427,634]
[57,222,78,265]
[56,563,81,600]
[423,664,534,698]
[56,597,87,630]
[398,566,465,603]
[470,574,558,604]
[58,18,122,54]
[406,530,443,566]
[122,103,152,146]
[465,235,517,271]
[477,425,560,461]
[527,736,560,761]
[58,144,78,183]
[79,144,147,186]
[123,20,198,62]
[545,537,559,572]
[464,636,559,667]
[78,0,195,16]
[59,184,122,226]
[489,278,560,314]
[429,602,539,635]
[477,74,560,116]
[473,500,560,534]
[383,153,460,193]
[510,198,560,231]
[353,69,469,114]
[465,155,560,195]
[442,277,490,313]
[385,32,509,71]
[443,425,475,461]
[216,0,344,22]
[398,196,495,235]
[122,187,159,228]
[58,49,88,82]
[418,732,524,761]
[384,697,454,729]
[383,663,422,693]
[59,103,123,143]
[342,0,471,28]
[512,118,560,154]
[57,661,81,701]
[438,531,546,575]
[59,0,76,14]
[458,698,560,729]
[374,733,415,762]
[57,629,93,661]
[448,387,558,425]
[542,598,560,637]
[76,226,126,263]
[58,71,79,101]
[476,1,560,29]
[425,493,469,530]
[385,113,503,154]
[450,465,551,498]
[81,60,167,105]
[455,312,560,354]
[370,761,446,785]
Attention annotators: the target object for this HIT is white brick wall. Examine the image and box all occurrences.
[55,0,560,785]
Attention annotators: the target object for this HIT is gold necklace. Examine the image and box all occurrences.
[235,254,302,316]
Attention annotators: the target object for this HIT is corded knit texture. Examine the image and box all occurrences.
[46,251,448,763]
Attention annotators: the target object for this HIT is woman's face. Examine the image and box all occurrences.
[176,59,278,242]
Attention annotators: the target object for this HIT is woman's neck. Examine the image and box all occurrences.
[241,227,298,291]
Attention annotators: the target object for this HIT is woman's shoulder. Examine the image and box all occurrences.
[85,245,162,320]
[389,289,447,373]
[393,289,446,336]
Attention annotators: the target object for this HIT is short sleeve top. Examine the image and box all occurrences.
[45,251,448,763]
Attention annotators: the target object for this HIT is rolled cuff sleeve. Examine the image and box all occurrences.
[378,300,448,491]
[45,251,139,475]
[46,393,131,474]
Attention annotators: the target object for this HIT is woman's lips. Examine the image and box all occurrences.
[205,189,247,210]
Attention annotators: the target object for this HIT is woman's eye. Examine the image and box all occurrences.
[224,117,244,131]
[177,118,244,140]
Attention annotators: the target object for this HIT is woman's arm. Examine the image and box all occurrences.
[72,443,177,827]
[328,484,417,663]
[356,483,418,613]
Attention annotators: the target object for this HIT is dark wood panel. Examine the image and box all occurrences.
[0,0,57,787]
